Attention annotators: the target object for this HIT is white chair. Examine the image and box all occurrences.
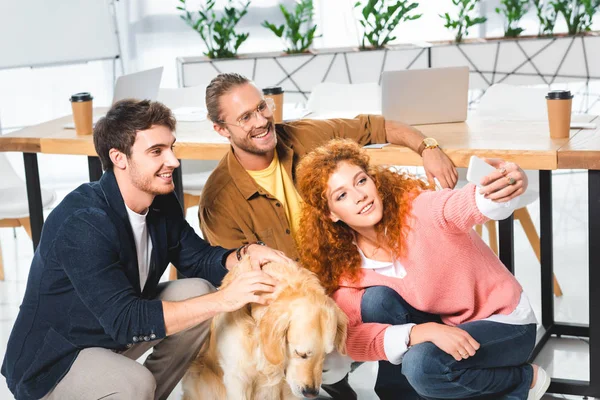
[306,82,382,119]
[158,87,219,280]
[0,153,56,280]
[473,84,562,296]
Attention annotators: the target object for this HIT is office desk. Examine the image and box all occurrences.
[0,111,570,249]
[0,109,574,167]
[0,110,598,396]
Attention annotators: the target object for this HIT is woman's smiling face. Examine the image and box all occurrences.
[326,161,383,230]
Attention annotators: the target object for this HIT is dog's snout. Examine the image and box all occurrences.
[301,386,320,398]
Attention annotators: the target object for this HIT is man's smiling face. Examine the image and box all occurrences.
[126,125,180,196]
[213,82,277,157]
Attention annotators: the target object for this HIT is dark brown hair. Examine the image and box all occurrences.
[296,139,427,294]
[93,99,176,170]
[205,73,250,123]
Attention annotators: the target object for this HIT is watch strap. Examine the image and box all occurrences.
[418,139,439,156]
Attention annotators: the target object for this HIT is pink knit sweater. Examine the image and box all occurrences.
[332,184,523,362]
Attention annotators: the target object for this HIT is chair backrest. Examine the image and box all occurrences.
[476,84,549,121]
[0,153,25,189]
[157,86,206,109]
[306,82,381,118]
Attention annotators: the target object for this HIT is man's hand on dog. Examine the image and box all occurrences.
[218,271,279,312]
[245,244,291,270]
[226,243,292,271]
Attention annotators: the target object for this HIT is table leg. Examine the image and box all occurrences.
[23,153,43,250]
[88,156,103,181]
[173,160,184,212]
[530,170,598,397]
[539,170,555,329]
[588,169,600,393]
[498,215,514,274]
[173,161,185,280]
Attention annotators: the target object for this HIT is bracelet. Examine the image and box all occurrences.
[235,241,266,261]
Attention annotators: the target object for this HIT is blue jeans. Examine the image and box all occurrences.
[361,286,536,400]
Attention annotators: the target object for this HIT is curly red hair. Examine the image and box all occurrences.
[296,139,428,294]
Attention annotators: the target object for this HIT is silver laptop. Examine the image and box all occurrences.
[382,66,469,125]
[65,67,163,128]
[111,67,163,104]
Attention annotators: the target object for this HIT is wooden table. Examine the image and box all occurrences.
[0,108,584,168]
[1,110,599,397]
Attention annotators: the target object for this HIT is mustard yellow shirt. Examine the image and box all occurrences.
[247,150,302,238]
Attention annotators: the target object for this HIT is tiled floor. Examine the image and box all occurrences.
[0,169,595,399]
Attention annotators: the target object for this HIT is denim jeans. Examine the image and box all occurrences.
[361,286,441,400]
[361,286,536,400]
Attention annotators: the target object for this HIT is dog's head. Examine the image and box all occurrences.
[254,262,348,398]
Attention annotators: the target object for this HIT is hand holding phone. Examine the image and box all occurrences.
[466,156,496,187]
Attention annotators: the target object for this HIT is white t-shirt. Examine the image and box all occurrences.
[125,205,153,291]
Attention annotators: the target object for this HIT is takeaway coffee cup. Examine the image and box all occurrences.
[70,92,94,135]
[546,90,573,139]
[262,86,284,123]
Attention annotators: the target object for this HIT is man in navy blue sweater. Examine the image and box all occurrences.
[2,99,288,400]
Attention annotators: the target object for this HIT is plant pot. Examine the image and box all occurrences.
[428,32,600,90]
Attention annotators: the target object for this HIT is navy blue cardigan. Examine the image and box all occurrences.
[2,169,230,399]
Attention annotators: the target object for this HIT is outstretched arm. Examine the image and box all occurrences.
[384,120,458,189]
[419,159,529,232]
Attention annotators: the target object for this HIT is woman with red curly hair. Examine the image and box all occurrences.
[296,139,549,400]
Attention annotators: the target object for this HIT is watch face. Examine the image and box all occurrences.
[424,138,438,147]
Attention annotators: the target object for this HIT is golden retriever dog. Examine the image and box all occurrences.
[182,257,348,400]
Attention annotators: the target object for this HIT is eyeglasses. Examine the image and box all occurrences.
[218,98,276,131]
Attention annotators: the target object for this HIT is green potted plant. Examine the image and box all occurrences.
[178,0,251,59]
[176,0,599,105]
[495,0,530,38]
[262,0,320,54]
[532,0,558,36]
[551,0,600,35]
[354,0,422,49]
[440,0,487,43]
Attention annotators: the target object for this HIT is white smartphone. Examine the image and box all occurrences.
[466,156,496,187]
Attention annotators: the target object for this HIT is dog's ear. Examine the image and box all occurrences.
[259,301,291,366]
[321,298,348,355]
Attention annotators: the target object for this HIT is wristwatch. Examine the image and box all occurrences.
[417,137,439,156]
[236,241,266,261]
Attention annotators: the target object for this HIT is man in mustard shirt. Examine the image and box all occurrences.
[199,73,458,398]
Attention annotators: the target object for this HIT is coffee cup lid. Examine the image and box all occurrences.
[546,90,573,100]
[262,86,284,95]
[70,92,93,102]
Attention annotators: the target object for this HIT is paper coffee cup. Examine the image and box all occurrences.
[546,90,573,139]
[70,92,94,135]
[262,86,284,123]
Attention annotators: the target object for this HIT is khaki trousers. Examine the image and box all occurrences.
[42,278,214,400]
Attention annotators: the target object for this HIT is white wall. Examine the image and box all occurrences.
[1,0,598,198]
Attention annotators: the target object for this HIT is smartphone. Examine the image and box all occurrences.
[466,156,496,187]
